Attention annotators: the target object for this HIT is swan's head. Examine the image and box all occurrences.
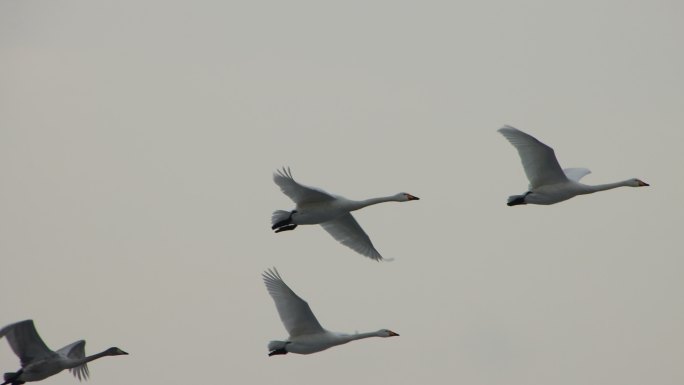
[396,193,420,202]
[377,329,400,337]
[105,347,129,356]
[631,178,650,187]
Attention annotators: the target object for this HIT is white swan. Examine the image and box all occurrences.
[262,268,399,356]
[271,167,419,261]
[0,320,128,385]
[498,125,649,206]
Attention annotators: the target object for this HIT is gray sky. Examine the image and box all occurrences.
[1,1,683,384]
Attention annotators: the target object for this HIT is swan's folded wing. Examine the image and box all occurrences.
[0,320,54,367]
[563,167,591,182]
[498,126,568,188]
[56,340,90,380]
[273,167,335,205]
[320,214,383,261]
[262,268,325,337]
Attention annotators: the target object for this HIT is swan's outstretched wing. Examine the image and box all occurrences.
[320,214,383,261]
[57,340,90,380]
[498,126,568,188]
[56,340,86,359]
[273,167,335,205]
[0,320,54,367]
[563,167,591,182]
[262,268,325,337]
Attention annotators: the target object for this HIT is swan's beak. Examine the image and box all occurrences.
[638,180,649,187]
[120,350,129,355]
[407,194,420,201]
[389,331,400,337]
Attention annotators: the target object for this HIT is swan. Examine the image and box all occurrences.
[0,320,128,385]
[262,268,399,356]
[271,167,419,261]
[498,125,649,206]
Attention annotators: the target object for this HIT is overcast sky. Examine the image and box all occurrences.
[1,1,683,385]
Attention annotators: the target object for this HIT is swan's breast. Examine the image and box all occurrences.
[22,359,68,381]
[528,182,585,204]
[287,332,348,354]
[292,202,348,224]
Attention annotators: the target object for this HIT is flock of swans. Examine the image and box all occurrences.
[1,126,649,382]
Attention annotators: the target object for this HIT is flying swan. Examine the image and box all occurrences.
[0,320,128,385]
[263,268,399,356]
[271,167,419,261]
[498,125,649,206]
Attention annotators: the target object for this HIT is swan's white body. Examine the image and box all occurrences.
[271,168,419,261]
[262,268,399,356]
[498,126,648,206]
[0,320,128,384]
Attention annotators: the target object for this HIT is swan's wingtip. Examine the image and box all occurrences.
[262,267,281,280]
[273,166,292,177]
[498,125,519,133]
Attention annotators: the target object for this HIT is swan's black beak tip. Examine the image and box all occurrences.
[389,331,400,337]
[638,180,649,187]
[407,194,420,201]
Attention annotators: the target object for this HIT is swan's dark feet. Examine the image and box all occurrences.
[507,197,526,206]
[507,191,531,206]
[2,370,24,385]
[274,224,298,233]
[272,210,297,232]
[268,348,288,356]
[271,220,288,230]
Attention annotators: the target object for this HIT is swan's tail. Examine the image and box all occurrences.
[267,340,289,356]
[268,340,287,351]
[271,210,291,227]
[271,210,298,232]
[3,370,22,385]
[507,194,527,206]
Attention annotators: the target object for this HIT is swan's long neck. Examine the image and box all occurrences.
[338,331,382,343]
[347,196,399,211]
[70,350,111,367]
[582,180,633,194]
